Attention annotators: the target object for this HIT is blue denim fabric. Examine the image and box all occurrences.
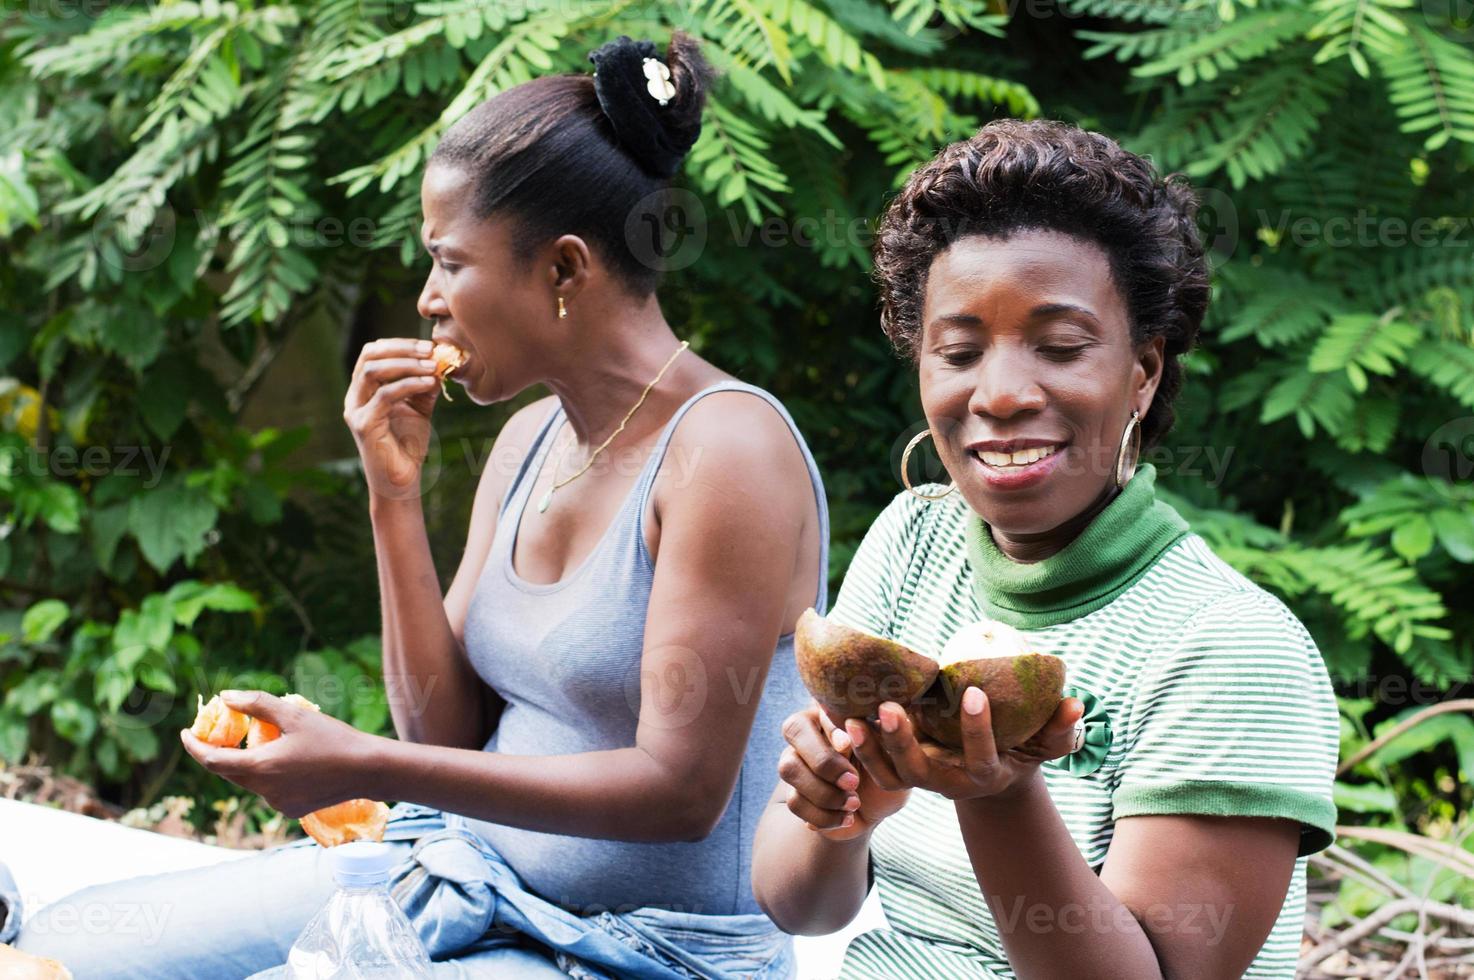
[10,803,794,979]
[0,860,21,945]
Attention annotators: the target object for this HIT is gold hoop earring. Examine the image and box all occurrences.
[557,296,568,319]
[1115,409,1141,490]
[901,429,958,501]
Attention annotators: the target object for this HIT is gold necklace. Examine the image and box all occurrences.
[537,340,690,514]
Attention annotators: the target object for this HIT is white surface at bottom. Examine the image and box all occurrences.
[0,798,884,978]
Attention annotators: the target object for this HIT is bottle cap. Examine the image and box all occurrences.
[329,841,398,886]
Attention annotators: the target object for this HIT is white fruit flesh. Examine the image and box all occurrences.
[935,619,1036,668]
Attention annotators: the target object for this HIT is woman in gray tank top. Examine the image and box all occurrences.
[10,32,826,980]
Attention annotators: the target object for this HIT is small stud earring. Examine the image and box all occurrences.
[557,296,567,319]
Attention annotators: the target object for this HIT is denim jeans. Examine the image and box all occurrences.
[8,803,796,979]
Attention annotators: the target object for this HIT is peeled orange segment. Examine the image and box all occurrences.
[431,343,466,379]
[245,693,321,748]
[432,343,467,402]
[190,694,250,748]
[300,799,391,847]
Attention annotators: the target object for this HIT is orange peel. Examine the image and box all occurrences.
[299,798,392,848]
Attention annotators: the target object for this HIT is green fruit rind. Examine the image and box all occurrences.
[794,608,939,719]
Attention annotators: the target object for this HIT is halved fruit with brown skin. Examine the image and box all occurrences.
[910,651,1065,751]
[794,608,939,721]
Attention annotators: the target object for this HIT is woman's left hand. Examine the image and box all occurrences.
[844,689,1084,803]
[179,691,375,818]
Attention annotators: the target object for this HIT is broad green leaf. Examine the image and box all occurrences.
[93,658,135,714]
[1390,517,1434,562]
[51,698,97,745]
[110,719,160,762]
[1430,510,1474,563]
[0,714,27,764]
[1368,712,1474,772]
[6,670,60,714]
[21,599,69,643]
[128,481,219,573]
[1333,781,1398,814]
[166,581,257,627]
[91,502,131,573]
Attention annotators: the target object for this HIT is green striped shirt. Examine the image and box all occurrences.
[829,480,1340,979]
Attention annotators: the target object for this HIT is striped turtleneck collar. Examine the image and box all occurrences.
[964,463,1191,629]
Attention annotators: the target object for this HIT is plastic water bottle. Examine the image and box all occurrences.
[285,841,433,979]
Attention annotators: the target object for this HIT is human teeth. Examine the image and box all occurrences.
[975,445,1060,467]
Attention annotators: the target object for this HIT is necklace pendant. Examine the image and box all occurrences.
[537,489,553,513]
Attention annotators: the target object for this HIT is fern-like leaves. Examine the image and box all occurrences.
[1307,311,1422,392]
[1372,20,1474,149]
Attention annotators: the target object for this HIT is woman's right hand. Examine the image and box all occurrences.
[344,338,442,499]
[778,700,911,842]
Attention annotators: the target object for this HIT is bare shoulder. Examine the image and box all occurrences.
[661,388,813,506]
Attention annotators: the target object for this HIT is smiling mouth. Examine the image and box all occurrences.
[970,443,1066,468]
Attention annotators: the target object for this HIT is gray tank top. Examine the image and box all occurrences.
[452,381,829,916]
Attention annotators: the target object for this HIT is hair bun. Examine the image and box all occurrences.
[588,32,712,179]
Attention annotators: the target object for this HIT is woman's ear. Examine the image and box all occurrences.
[1134,334,1166,414]
[548,234,593,301]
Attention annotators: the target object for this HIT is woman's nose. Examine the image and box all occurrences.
[967,348,1046,419]
[417,275,448,322]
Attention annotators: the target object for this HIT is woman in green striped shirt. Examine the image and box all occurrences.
[752,119,1339,979]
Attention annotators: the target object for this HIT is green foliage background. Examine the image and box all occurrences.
[1,0,1472,918]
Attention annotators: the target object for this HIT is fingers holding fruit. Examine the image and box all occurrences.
[778,702,910,840]
[343,339,444,498]
[189,693,251,747]
[778,705,860,835]
[845,707,915,792]
[182,690,387,845]
[345,339,437,413]
[343,338,464,411]
[779,719,855,806]
[1004,695,1085,764]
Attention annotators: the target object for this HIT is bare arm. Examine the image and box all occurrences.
[370,493,484,748]
[361,394,818,840]
[752,779,875,935]
[751,703,913,934]
[952,775,1300,980]
[1100,813,1301,979]
[377,399,551,747]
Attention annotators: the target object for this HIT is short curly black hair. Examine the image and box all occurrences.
[872,118,1210,449]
